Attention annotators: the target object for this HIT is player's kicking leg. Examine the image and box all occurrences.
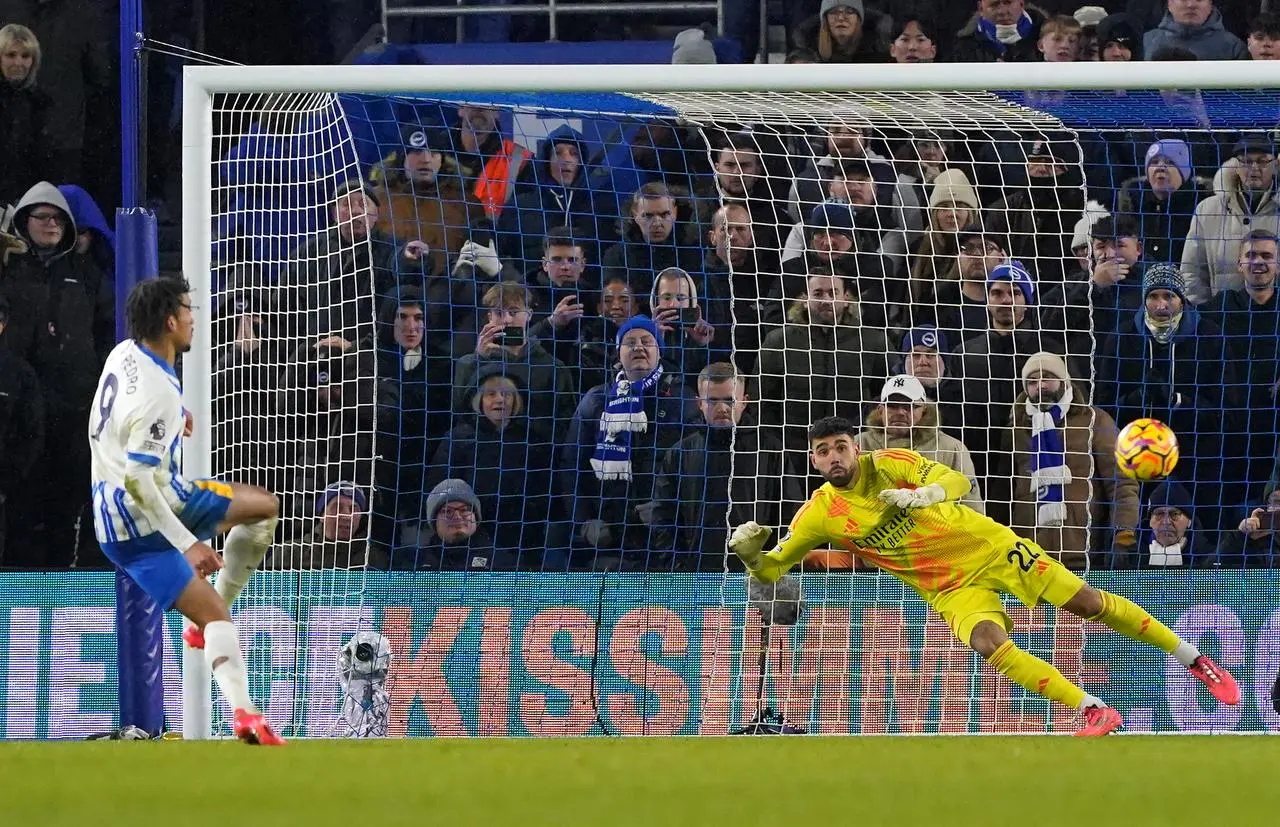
[1055,583,1240,706]
[965,617,1123,737]
[172,567,284,746]
[181,481,279,650]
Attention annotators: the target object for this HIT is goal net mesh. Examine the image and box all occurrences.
[203,83,1279,736]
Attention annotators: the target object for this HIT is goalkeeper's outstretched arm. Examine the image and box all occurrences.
[729,504,826,584]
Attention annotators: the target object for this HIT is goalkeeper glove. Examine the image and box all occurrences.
[728,521,771,570]
[878,484,947,509]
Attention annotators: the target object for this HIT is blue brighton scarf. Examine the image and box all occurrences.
[1025,384,1074,527]
[976,11,1034,53]
[590,364,664,481]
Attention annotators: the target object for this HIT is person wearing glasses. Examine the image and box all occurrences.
[1182,136,1280,305]
[0,180,113,567]
[393,478,501,572]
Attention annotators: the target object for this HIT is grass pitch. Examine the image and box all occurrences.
[3,736,1276,826]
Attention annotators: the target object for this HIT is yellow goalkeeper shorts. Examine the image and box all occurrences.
[930,537,1086,648]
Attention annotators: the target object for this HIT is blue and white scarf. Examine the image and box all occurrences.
[591,364,664,481]
[976,11,1035,51]
[1026,385,1073,527]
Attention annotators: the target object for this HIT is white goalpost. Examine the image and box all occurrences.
[181,61,1280,738]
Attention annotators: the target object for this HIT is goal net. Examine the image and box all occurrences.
[186,63,1279,737]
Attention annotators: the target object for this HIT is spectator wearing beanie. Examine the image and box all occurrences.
[1098,263,1236,528]
[272,481,379,570]
[1132,480,1212,568]
[959,259,1075,524]
[1116,138,1206,266]
[1068,200,1109,277]
[393,478,506,571]
[1074,6,1107,60]
[1008,351,1138,569]
[1096,12,1143,61]
[368,123,483,278]
[557,314,697,570]
[1143,0,1247,61]
[896,325,966,442]
[791,1,887,64]
[909,169,981,291]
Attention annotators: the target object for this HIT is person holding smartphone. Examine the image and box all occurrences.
[1217,487,1280,567]
[649,266,724,380]
[453,281,577,444]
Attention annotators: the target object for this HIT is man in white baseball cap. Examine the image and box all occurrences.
[856,375,985,515]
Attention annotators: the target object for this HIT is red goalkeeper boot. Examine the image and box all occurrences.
[1075,705,1123,737]
[233,709,285,746]
[182,625,204,649]
[1189,656,1241,705]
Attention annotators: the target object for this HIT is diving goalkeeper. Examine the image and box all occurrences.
[729,416,1239,736]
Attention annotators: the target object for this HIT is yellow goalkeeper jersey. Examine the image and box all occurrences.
[765,448,1022,601]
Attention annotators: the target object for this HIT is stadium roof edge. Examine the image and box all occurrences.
[184,61,1280,95]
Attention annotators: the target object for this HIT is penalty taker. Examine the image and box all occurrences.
[729,416,1239,736]
[89,277,284,745]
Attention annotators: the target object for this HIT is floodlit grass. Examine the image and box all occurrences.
[2,736,1277,826]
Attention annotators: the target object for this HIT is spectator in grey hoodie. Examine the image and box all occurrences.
[1143,1,1247,61]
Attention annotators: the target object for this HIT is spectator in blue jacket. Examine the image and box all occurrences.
[1143,1,1247,61]
[558,314,696,570]
[1097,263,1236,526]
[499,125,607,274]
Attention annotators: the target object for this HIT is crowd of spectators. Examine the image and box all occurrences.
[6,1,1280,574]
[773,1,1276,67]
[0,9,115,567]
